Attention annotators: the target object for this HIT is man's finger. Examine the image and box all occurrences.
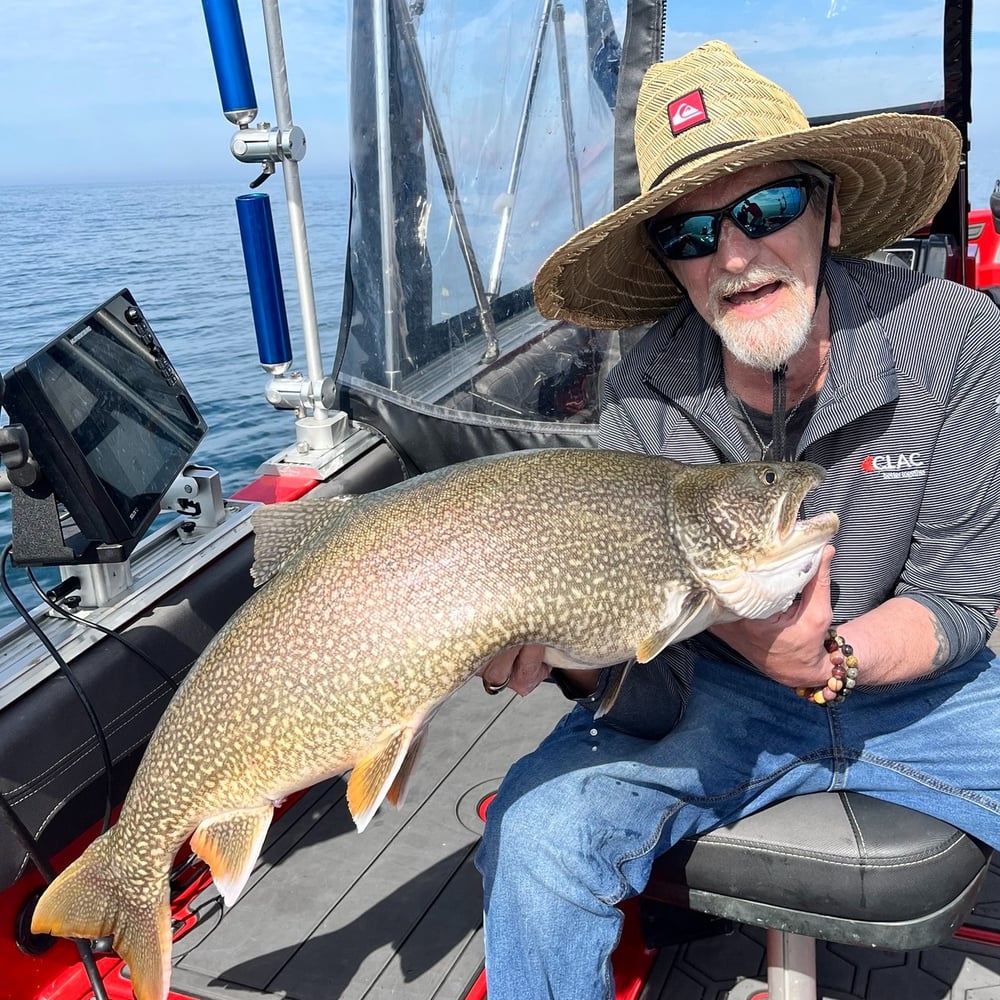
[478,647,520,693]
[508,645,551,696]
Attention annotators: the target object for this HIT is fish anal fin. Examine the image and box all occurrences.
[190,804,274,907]
[636,589,716,663]
[251,496,364,587]
[347,724,421,832]
[385,727,426,809]
[594,660,633,719]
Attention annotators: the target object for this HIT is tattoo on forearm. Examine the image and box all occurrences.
[930,617,950,671]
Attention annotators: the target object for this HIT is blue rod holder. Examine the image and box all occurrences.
[236,193,293,374]
[202,0,258,125]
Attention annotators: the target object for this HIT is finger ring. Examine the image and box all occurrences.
[482,673,511,695]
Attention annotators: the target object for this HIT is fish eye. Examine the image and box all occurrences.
[758,468,778,486]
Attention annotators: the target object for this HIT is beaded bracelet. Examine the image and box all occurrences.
[795,629,859,706]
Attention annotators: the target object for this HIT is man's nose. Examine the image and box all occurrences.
[715,217,758,272]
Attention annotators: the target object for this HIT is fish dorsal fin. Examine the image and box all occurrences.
[347,724,422,832]
[250,495,363,587]
[190,803,274,907]
[636,588,716,663]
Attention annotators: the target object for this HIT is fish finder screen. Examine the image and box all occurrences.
[3,289,208,551]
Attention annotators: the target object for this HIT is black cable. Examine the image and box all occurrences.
[0,552,112,1000]
[0,545,113,835]
[25,567,180,693]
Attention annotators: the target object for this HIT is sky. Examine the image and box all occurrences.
[1,0,351,185]
[1,0,998,205]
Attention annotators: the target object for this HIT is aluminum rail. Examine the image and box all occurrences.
[260,0,332,418]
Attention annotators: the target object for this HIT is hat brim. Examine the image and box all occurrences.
[534,113,962,329]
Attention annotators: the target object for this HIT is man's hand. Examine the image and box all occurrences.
[478,645,553,696]
[708,544,837,689]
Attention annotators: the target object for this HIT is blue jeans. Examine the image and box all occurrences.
[475,650,1000,1000]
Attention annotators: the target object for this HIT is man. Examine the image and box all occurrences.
[475,40,1000,999]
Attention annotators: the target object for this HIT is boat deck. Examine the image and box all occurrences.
[164,666,1000,1000]
[168,676,568,1000]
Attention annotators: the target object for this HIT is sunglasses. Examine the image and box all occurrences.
[646,175,822,261]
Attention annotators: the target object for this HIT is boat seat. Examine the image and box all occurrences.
[643,792,993,1000]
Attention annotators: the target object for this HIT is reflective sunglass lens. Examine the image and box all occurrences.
[659,217,717,258]
[737,183,807,238]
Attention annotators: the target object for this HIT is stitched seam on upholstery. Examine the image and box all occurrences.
[841,791,868,864]
[5,678,177,803]
[681,836,971,868]
[12,729,154,881]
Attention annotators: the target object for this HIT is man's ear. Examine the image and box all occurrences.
[828,191,843,249]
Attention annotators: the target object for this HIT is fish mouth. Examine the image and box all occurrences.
[770,464,830,539]
[697,475,839,621]
[776,509,841,559]
[771,474,839,568]
[728,505,839,619]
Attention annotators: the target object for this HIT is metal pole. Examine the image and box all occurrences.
[371,0,403,390]
[260,0,331,416]
[766,929,818,1000]
[553,2,584,231]
[486,0,554,299]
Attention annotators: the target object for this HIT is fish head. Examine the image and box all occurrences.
[671,461,840,620]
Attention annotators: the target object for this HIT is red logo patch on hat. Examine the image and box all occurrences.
[667,89,708,135]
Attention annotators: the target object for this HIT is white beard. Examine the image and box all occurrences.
[709,266,814,370]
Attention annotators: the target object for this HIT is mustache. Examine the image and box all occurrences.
[709,265,801,310]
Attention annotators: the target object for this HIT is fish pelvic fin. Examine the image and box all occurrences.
[593,660,633,719]
[31,829,173,1000]
[636,589,716,663]
[348,723,425,833]
[190,803,274,908]
[385,727,427,809]
[250,495,365,587]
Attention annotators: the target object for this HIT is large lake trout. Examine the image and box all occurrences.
[32,449,838,1000]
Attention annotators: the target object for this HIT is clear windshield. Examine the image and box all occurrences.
[338,0,627,428]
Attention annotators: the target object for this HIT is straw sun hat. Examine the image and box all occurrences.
[533,40,963,330]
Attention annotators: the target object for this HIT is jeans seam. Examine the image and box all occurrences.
[848,749,1000,815]
[600,749,838,907]
[601,801,680,907]
[827,703,849,787]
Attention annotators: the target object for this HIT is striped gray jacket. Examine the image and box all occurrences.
[588,257,1000,737]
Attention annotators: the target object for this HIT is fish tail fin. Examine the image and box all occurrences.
[31,829,173,1000]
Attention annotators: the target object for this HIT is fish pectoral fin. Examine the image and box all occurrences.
[593,660,633,719]
[636,589,716,663]
[190,804,274,908]
[348,725,422,833]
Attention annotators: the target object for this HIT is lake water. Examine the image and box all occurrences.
[0,172,349,623]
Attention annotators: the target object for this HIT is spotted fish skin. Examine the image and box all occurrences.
[31,448,838,1000]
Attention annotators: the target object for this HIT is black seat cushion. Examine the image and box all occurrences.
[647,792,992,924]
